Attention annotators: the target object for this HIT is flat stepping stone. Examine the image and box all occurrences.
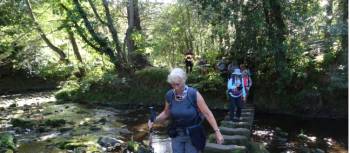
[241,109,254,113]
[204,143,246,153]
[238,112,254,117]
[241,112,254,115]
[224,116,253,122]
[222,135,249,146]
[220,127,251,137]
[224,112,254,118]
[221,120,251,129]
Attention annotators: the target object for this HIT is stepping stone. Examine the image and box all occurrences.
[220,127,251,137]
[222,135,249,146]
[223,112,254,118]
[241,108,254,113]
[221,120,251,129]
[204,143,246,153]
[241,112,254,117]
[224,116,253,122]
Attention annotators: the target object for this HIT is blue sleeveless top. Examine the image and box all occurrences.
[165,86,198,128]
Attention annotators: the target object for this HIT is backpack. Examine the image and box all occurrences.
[243,76,250,87]
[230,75,243,96]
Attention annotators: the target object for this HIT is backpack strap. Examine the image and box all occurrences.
[187,87,204,124]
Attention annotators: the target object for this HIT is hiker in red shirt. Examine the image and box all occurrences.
[242,69,252,102]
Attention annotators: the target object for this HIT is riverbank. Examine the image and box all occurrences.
[0,71,60,95]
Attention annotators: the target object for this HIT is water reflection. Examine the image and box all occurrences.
[150,134,172,153]
[253,113,348,153]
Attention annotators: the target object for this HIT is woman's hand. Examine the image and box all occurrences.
[148,120,154,130]
[215,131,224,144]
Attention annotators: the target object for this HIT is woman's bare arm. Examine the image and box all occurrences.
[154,102,170,123]
[196,91,224,144]
[196,92,219,131]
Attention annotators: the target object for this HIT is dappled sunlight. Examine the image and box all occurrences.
[253,130,274,137]
[0,92,55,108]
[253,114,348,153]
[39,131,61,141]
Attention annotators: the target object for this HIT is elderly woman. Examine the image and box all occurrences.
[148,68,224,153]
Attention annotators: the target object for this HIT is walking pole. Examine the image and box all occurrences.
[148,106,157,152]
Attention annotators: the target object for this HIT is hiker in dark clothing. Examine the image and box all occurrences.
[184,52,194,73]
[216,57,228,79]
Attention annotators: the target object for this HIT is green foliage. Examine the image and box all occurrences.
[0,133,16,151]
[127,141,153,153]
[36,62,74,80]
[43,119,66,128]
[134,67,169,87]
[1,0,347,117]
[55,80,81,101]
[188,71,225,94]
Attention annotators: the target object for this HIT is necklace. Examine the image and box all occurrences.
[174,86,188,101]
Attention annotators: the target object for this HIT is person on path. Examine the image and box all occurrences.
[227,61,238,74]
[242,69,252,102]
[227,68,246,122]
[148,68,224,153]
[217,57,228,79]
[184,51,194,73]
[198,56,209,75]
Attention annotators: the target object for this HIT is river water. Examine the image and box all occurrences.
[0,92,347,153]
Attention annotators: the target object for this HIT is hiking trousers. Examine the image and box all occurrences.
[171,130,198,153]
[229,96,243,120]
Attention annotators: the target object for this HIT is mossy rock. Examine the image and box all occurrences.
[57,140,87,150]
[222,135,249,146]
[247,142,270,153]
[11,119,36,129]
[220,127,251,137]
[0,133,16,151]
[204,143,246,153]
[43,119,66,128]
[127,141,152,153]
[0,149,14,153]
[8,104,17,108]
[56,135,101,152]
[221,121,251,129]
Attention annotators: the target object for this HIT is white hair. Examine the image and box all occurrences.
[167,68,187,84]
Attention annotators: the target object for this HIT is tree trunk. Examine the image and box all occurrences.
[264,0,287,78]
[73,0,130,75]
[125,0,148,70]
[87,0,106,25]
[186,5,194,50]
[341,0,348,53]
[67,26,85,77]
[324,0,333,52]
[126,0,142,51]
[102,0,124,61]
[60,4,100,52]
[73,0,113,56]
[25,0,67,61]
[126,0,137,56]
[67,27,83,63]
